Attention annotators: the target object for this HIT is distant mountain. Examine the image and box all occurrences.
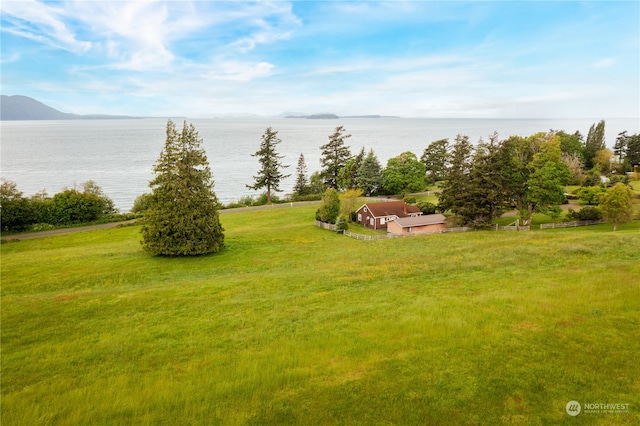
[0,95,139,120]
[284,112,398,119]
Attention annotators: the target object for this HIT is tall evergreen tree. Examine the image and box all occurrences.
[625,133,640,170]
[356,149,383,196]
[438,134,474,217]
[320,126,352,189]
[465,132,510,226]
[247,127,290,204]
[141,120,224,256]
[293,153,309,196]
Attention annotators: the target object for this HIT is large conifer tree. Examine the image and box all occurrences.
[141,120,224,256]
[247,127,290,204]
[320,126,352,189]
[438,134,474,218]
[356,149,383,196]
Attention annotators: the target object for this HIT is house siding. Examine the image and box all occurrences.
[387,222,447,235]
[355,202,421,230]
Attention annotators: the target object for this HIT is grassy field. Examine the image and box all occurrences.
[2,205,639,425]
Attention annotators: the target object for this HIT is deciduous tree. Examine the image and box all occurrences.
[584,120,606,169]
[524,136,571,222]
[600,183,634,231]
[593,148,613,174]
[421,138,450,183]
[382,151,426,196]
[0,179,31,231]
[339,188,363,221]
[141,120,224,256]
[247,127,290,204]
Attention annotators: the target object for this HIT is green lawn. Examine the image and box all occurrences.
[2,205,639,425]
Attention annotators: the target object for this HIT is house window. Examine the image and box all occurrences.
[408,227,412,233]
[370,218,374,226]
[380,217,386,225]
[358,214,362,222]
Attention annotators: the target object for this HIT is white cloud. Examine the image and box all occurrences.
[591,57,616,68]
[0,0,91,53]
[202,61,276,82]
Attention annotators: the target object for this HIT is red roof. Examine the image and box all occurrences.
[357,201,422,218]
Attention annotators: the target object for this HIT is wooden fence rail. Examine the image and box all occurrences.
[540,220,605,230]
[314,221,471,240]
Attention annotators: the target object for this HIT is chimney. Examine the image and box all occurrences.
[403,203,407,215]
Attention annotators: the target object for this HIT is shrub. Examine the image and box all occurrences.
[565,206,603,221]
[315,188,340,223]
[606,174,630,187]
[577,186,604,205]
[291,193,323,202]
[0,179,31,232]
[403,196,417,204]
[417,201,437,214]
[131,193,154,213]
[254,192,280,206]
[49,189,105,225]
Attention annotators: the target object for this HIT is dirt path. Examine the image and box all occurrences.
[2,201,322,241]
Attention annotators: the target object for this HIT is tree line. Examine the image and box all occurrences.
[2,119,636,253]
[247,120,638,227]
[0,179,121,232]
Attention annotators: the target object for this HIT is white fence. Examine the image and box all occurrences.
[497,225,531,231]
[540,220,605,229]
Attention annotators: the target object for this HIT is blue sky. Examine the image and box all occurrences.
[1,1,638,118]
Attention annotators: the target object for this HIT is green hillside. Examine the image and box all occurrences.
[2,205,639,425]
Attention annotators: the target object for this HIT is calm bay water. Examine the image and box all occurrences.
[1,117,637,212]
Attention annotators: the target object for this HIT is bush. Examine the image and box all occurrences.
[577,186,604,205]
[131,193,154,213]
[566,206,603,221]
[49,189,105,225]
[291,193,323,202]
[0,180,31,232]
[254,192,280,206]
[417,201,437,214]
[315,188,340,224]
[403,196,417,204]
[606,174,630,187]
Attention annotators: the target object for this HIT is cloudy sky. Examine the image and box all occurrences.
[1,0,638,118]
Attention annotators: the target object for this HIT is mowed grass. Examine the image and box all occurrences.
[2,205,639,425]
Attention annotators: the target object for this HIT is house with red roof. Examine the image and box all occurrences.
[355,201,423,230]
